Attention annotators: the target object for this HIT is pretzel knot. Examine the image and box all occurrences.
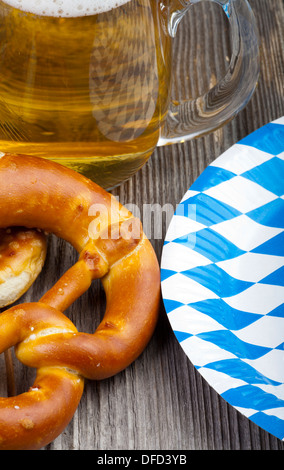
[0,154,160,450]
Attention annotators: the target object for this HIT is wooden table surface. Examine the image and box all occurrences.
[1,0,283,451]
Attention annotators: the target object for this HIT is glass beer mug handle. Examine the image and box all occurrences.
[158,0,259,145]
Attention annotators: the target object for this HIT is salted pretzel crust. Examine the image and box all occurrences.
[0,154,160,450]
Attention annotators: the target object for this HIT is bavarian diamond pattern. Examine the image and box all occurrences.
[161,117,284,440]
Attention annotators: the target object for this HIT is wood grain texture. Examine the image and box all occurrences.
[0,0,283,450]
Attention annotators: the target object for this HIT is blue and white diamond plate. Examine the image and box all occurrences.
[161,117,284,440]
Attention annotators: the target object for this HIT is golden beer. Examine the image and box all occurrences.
[0,0,171,188]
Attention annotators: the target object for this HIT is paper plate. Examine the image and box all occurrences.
[161,117,284,440]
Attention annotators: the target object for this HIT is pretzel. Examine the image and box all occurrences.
[0,227,47,308]
[0,153,160,450]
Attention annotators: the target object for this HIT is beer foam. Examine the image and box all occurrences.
[2,0,130,16]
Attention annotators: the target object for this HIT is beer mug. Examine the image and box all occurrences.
[0,0,259,188]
